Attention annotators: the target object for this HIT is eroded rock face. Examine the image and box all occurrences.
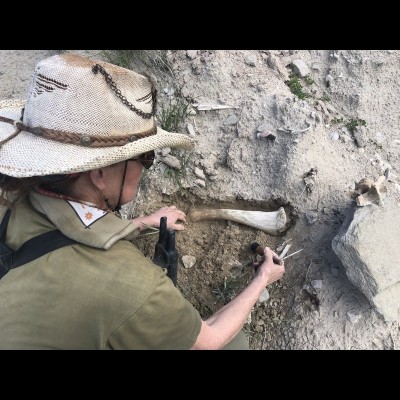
[332,198,400,321]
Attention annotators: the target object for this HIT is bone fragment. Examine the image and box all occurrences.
[189,207,287,235]
[279,244,291,259]
[194,103,238,111]
[355,175,387,206]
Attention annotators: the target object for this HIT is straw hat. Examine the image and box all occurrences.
[0,53,196,178]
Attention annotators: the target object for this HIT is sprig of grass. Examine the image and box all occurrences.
[331,117,343,124]
[369,139,383,149]
[304,75,315,86]
[136,222,159,237]
[139,222,159,231]
[157,95,190,132]
[138,231,160,237]
[212,274,240,304]
[319,94,331,102]
[101,50,137,69]
[101,50,174,76]
[164,155,191,198]
[285,75,310,99]
[346,118,366,134]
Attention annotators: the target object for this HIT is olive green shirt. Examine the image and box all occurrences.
[0,191,201,349]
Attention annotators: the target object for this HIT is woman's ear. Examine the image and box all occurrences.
[89,169,106,191]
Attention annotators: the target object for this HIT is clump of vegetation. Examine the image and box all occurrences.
[212,275,241,304]
[319,94,331,102]
[157,94,190,132]
[304,75,315,86]
[285,75,310,99]
[369,139,383,150]
[346,118,366,134]
[101,50,173,75]
[164,150,191,197]
[331,117,344,124]
[50,50,66,55]
[101,50,137,69]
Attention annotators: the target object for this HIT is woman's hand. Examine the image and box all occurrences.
[254,247,285,286]
[192,246,285,350]
[132,206,187,232]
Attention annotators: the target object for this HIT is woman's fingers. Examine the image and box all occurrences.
[156,206,187,229]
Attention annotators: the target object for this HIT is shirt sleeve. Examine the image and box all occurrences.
[107,271,202,349]
[124,224,141,240]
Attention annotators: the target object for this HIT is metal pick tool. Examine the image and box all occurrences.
[281,249,304,261]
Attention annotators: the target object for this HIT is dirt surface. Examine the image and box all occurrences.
[1,49,399,349]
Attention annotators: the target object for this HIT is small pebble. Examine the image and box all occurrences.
[181,255,196,269]
[311,280,323,290]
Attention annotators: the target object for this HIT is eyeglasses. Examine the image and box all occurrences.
[129,150,155,169]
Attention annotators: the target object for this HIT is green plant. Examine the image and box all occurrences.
[157,94,190,132]
[369,139,383,150]
[285,75,310,99]
[134,50,173,75]
[346,118,366,134]
[212,274,240,304]
[331,117,343,124]
[164,150,191,197]
[101,50,173,75]
[199,304,214,319]
[101,50,137,69]
[304,75,315,86]
[136,223,160,237]
[320,94,331,102]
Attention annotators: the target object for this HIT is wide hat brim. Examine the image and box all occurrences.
[0,101,196,178]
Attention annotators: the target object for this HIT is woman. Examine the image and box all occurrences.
[0,53,284,349]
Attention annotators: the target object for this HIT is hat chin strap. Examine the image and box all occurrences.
[113,160,128,215]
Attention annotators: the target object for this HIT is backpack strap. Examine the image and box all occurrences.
[0,209,12,242]
[0,209,77,280]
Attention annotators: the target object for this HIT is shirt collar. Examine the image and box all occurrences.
[29,190,138,249]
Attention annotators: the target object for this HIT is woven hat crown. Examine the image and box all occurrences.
[24,53,156,137]
[0,53,195,177]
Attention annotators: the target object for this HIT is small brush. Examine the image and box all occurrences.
[250,242,283,266]
[250,242,303,264]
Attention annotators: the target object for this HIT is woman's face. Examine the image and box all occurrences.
[102,160,144,207]
[121,159,144,205]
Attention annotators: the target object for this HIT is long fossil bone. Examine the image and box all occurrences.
[188,207,287,235]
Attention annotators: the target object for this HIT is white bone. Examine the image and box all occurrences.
[189,207,287,235]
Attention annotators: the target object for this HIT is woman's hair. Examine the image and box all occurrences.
[0,174,77,208]
[0,175,41,208]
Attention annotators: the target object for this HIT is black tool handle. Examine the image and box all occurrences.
[166,230,178,286]
[153,216,169,269]
[250,241,283,266]
[152,216,179,286]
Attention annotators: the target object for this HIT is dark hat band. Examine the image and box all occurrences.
[0,116,157,148]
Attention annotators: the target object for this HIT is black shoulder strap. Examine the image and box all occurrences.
[0,209,12,242]
[0,209,77,279]
[12,230,77,268]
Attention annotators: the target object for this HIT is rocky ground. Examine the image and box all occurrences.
[1,49,399,349]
